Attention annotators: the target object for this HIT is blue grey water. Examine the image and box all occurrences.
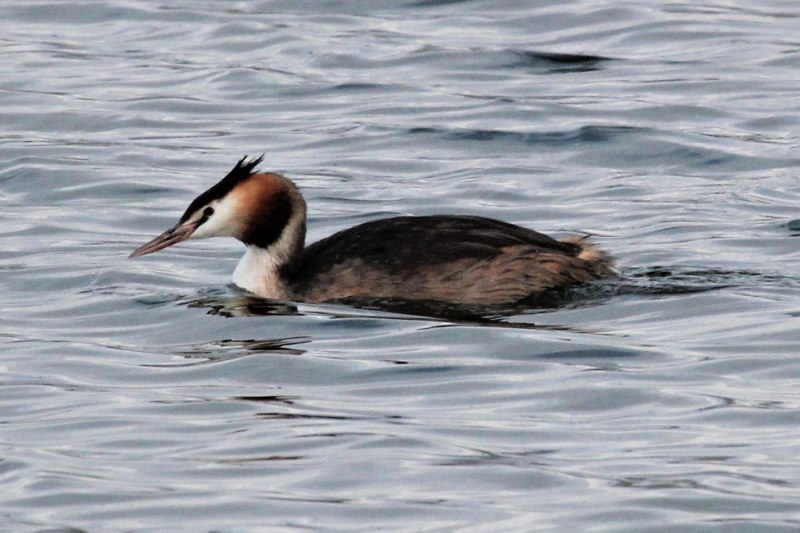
[1,1,799,531]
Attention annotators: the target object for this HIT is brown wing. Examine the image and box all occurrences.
[289,215,598,303]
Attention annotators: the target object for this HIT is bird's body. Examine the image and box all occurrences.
[130,157,614,305]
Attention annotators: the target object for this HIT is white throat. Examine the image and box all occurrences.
[232,246,291,299]
[230,206,305,299]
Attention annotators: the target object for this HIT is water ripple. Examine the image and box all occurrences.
[2,1,800,531]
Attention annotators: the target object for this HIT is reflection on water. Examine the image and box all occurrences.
[149,337,310,366]
[177,265,765,325]
[185,291,302,318]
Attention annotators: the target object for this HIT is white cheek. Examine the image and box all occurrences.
[188,196,241,240]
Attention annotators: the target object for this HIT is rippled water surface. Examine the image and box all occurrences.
[2,1,800,531]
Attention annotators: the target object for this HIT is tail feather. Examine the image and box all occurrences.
[561,235,616,278]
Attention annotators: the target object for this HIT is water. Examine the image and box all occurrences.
[2,1,800,531]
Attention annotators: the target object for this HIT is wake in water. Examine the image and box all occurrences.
[163,265,794,325]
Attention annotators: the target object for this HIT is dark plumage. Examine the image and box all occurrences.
[289,215,612,304]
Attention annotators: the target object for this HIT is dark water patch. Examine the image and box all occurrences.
[408,0,477,7]
[235,395,297,405]
[615,267,799,297]
[3,3,151,25]
[314,46,612,79]
[506,50,613,72]
[332,82,404,92]
[572,136,800,173]
[537,347,643,360]
[408,124,645,146]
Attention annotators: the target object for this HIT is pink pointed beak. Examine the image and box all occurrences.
[129,219,200,258]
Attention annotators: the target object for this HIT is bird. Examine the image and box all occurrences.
[130,156,614,305]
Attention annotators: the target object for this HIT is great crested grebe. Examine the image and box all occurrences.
[130,156,614,305]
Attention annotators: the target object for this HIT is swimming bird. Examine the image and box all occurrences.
[130,156,614,305]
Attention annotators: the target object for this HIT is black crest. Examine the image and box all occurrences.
[179,155,264,223]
